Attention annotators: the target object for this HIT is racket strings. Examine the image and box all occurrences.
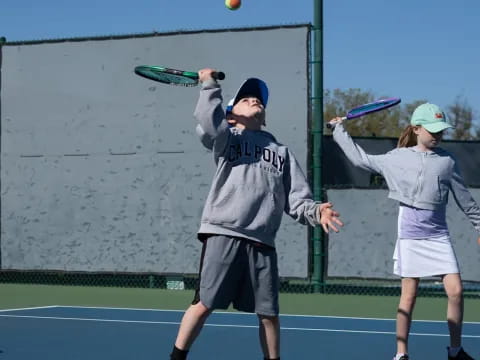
[348,99,400,117]
[155,73,197,87]
[134,67,198,87]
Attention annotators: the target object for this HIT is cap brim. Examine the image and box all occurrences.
[423,122,453,133]
[225,98,235,114]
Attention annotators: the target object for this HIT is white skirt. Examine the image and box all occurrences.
[393,235,460,278]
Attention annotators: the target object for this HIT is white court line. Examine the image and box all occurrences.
[52,305,480,325]
[0,305,57,313]
[57,305,187,313]
[1,314,479,338]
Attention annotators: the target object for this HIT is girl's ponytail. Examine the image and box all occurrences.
[397,125,417,148]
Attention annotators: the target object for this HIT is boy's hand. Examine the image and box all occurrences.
[318,202,343,233]
[198,68,217,83]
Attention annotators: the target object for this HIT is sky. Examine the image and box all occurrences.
[1,0,480,117]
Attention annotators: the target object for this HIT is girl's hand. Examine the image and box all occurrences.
[328,117,344,128]
[477,237,480,246]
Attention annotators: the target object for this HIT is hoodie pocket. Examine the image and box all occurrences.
[436,176,449,202]
[208,184,282,233]
[420,175,448,204]
[391,167,418,199]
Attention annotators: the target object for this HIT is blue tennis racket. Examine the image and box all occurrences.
[326,97,401,128]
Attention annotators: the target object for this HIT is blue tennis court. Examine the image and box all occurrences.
[0,306,479,359]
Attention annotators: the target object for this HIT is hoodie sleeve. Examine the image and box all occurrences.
[332,122,386,174]
[193,80,231,158]
[283,149,321,226]
[449,160,480,233]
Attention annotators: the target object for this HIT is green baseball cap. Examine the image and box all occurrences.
[410,103,453,133]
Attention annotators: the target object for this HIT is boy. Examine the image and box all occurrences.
[170,69,343,360]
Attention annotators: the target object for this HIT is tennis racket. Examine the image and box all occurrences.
[134,65,225,87]
[326,97,401,129]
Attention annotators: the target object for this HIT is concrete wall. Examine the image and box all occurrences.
[0,26,312,277]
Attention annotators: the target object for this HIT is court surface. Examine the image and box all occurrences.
[0,306,479,359]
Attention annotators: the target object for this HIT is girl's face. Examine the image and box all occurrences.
[413,126,443,150]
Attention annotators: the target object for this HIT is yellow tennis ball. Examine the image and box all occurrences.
[225,0,241,10]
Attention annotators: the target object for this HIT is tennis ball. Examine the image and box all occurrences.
[225,0,241,10]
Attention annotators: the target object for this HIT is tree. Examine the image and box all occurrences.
[323,88,424,138]
[323,89,479,140]
[445,96,479,140]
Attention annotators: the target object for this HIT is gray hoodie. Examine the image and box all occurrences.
[332,123,480,232]
[194,81,321,247]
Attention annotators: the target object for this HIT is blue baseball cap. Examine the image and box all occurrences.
[225,78,269,114]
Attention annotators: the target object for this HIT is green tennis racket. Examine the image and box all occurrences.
[134,65,225,87]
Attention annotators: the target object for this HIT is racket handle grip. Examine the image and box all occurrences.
[326,117,347,129]
[212,71,226,81]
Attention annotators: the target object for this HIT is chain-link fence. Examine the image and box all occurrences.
[1,270,478,298]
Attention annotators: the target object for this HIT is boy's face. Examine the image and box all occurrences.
[231,95,266,127]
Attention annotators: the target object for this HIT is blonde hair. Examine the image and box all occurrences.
[397,125,418,148]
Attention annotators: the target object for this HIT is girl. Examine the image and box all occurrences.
[329,102,480,360]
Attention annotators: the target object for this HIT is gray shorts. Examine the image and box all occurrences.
[192,235,279,316]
